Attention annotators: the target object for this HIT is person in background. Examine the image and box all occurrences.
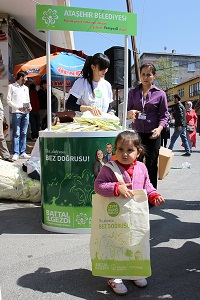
[104,142,113,162]
[66,53,113,115]
[22,113,59,180]
[38,80,47,124]
[92,149,107,178]
[161,112,170,148]
[6,71,32,161]
[184,101,197,152]
[194,95,200,136]
[51,90,58,113]
[127,63,168,189]
[168,95,191,156]
[94,131,164,296]
[161,123,170,148]
[29,83,40,140]
[0,95,13,162]
[40,113,60,130]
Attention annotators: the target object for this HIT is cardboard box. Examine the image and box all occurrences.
[158,147,174,180]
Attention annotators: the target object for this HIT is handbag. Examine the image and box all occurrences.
[186,125,195,132]
[90,161,151,279]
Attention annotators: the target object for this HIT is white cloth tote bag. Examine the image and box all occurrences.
[90,161,151,279]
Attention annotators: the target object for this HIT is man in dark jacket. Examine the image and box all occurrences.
[38,80,47,123]
[168,94,191,156]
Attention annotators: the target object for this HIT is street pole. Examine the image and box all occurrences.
[46,30,52,131]
[122,35,129,130]
[126,0,140,85]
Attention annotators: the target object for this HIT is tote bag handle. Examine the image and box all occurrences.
[105,161,125,183]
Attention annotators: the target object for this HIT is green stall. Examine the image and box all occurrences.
[36,4,137,233]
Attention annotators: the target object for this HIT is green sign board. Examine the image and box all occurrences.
[40,133,118,233]
[36,5,137,36]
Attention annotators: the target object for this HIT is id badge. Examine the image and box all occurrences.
[138,112,147,120]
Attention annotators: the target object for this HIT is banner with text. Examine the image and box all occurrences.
[36,5,137,36]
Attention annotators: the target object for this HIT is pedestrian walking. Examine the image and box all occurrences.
[184,101,197,152]
[194,95,200,136]
[168,94,191,156]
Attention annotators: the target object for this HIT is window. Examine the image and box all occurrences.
[188,63,195,72]
[178,88,184,98]
[167,93,174,102]
[174,62,179,70]
[189,82,200,97]
[172,78,179,85]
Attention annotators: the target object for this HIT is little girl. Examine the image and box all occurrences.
[94,130,165,295]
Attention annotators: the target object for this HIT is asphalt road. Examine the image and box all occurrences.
[0,131,200,300]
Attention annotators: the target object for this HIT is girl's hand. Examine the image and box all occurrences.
[154,196,165,207]
[118,183,135,198]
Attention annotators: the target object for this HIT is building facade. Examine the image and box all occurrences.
[139,52,200,86]
[166,76,200,107]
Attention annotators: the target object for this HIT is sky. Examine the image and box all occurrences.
[70,0,200,57]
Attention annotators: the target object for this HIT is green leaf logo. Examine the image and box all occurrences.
[107,202,120,217]
[94,89,102,98]
[42,9,58,27]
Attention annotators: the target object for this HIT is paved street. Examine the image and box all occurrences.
[0,132,200,300]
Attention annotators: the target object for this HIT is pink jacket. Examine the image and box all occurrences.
[94,160,157,198]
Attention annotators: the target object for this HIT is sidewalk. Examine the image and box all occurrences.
[0,132,200,300]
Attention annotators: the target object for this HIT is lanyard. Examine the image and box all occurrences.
[141,92,146,111]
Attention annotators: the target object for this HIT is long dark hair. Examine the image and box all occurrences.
[95,149,105,161]
[81,53,110,96]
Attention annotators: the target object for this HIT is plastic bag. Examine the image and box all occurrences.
[0,160,41,202]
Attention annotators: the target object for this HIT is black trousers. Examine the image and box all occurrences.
[138,133,161,189]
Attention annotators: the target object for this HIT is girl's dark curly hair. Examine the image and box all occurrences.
[114,130,145,154]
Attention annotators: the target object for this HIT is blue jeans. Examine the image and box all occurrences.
[168,126,191,154]
[12,113,29,155]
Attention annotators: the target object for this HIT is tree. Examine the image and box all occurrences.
[155,56,178,91]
